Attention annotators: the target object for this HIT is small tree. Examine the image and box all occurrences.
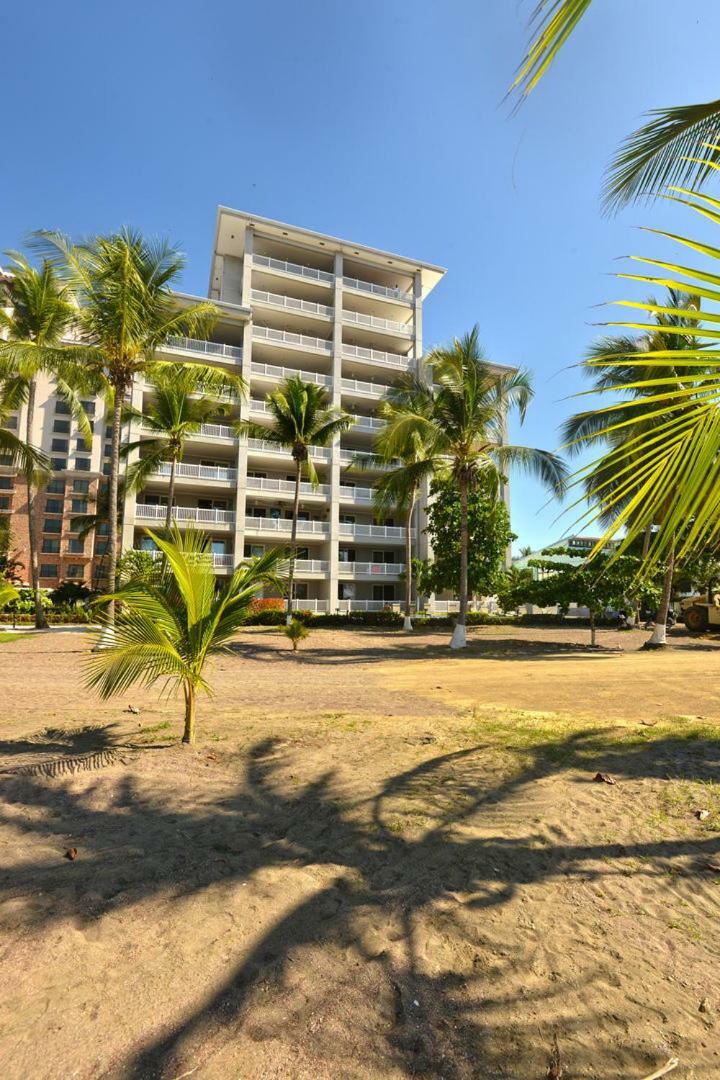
[284,618,310,652]
[506,547,659,645]
[421,475,515,600]
[86,528,288,744]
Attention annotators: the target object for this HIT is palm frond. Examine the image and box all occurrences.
[510,0,593,99]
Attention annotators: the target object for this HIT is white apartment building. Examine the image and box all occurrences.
[120,208,447,613]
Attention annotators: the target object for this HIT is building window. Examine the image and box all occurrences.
[75,458,91,471]
[0,476,12,490]
[0,496,10,510]
[45,498,64,514]
[102,462,111,475]
[50,458,67,471]
[96,522,109,536]
[4,414,17,429]
[41,539,60,553]
[43,518,62,533]
[338,548,356,562]
[105,425,113,438]
[51,438,69,453]
[244,544,265,558]
[80,400,96,416]
[104,443,113,458]
[75,438,91,453]
[55,401,71,415]
[40,563,58,577]
[72,479,90,494]
[47,478,65,493]
[95,540,109,555]
[66,564,84,579]
[68,539,85,554]
[295,583,308,600]
[373,584,395,602]
[53,419,71,434]
[71,498,88,514]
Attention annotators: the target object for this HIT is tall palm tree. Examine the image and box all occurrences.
[34,229,218,625]
[511,0,720,210]
[381,327,567,648]
[238,375,352,623]
[563,289,705,646]
[121,362,245,529]
[0,254,92,627]
[86,528,288,744]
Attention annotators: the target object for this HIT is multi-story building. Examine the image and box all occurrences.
[2,209,447,611]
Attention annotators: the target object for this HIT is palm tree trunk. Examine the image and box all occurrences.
[106,391,124,625]
[286,458,302,625]
[590,609,597,647]
[403,495,415,631]
[450,475,469,649]
[165,456,177,530]
[182,683,196,744]
[641,522,652,559]
[646,539,675,648]
[24,377,47,630]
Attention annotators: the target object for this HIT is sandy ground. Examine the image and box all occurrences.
[0,625,719,1079]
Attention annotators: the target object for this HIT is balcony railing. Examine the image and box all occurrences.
[253,253,334,284]
[213,554,235,568]
[295,599,329,612]
[246,476,330,498]
[338,485,374,503]
[338,448,393,469]
[165,336,243,363]
[251,289,334,319]
[246,437,332,462]
[294,559,330,574]
[337,563,404,577]
[251,361,333,388]
[342,343,412,371]
[339,522,405,540]
[340,377,390,398]
[244,516,329,536]
[348,413,385,432]
[337,599,397,612]
[136,504,235,525]
[342,276,413,304]
[150,462,237,483]
[342,310,413,336]
[253,324,333,354]
[189,422,235,441]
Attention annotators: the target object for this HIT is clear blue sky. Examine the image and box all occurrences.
[4,0,720,549]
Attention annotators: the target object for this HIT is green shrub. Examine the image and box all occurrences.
[284,619,310,651]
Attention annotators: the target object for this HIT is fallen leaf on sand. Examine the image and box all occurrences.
[695,809,710,821]
[593,772,616,785]
[63,848,78,861]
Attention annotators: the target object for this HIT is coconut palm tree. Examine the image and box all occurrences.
[85,528,288,744]
[238,375,352,623]
[381,327,567,648]
[563,289,706,646]
[0,576,19,611]
[512,0,720,210]
[33,229,218,625]
[0,376,51,479]
[0,254,92,627]
[121,362,245,528]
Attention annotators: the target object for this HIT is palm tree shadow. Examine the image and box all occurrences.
[1,729,718,1078]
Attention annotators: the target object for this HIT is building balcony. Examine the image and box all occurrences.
[251,361,333,389]
[342,310,413,337]
[149,462,237,484]
[338,562,404,577]
[146,548,235,570]
[346,412,385,434]
[253,324,333,356]
[342,276,412,305]
[246,476,330,500]
[339,522,405,541]
[340,377,391,400]
[338,448,391,470]
[252,253,334,286]
[135,504,235,526]
[338,484,374,505]
[163,335,244,364]
[295,599,329,612]
[251,289,334,320]
[342,343,412,372]
[244,515,330,537]
[294,559,330,575]
[246,437,332,463]
[337,599,400,612]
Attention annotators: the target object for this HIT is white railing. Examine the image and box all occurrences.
[338,485,374,503]
[246,476,330,498]
[136,504,235,525]
[339,522,405,540]
[348,413,385,432]
[342,310,413,336]
[338,562,404,576]
[213,554,235,568]
[246,437,332,462]
[165,336,243,362]
[294,559,330,573]
[337,600,388,612]
[425,600,493,614]
[251,361,333,388]
[244,516,329,536]
[150,462,237,483]
[253,253,334,284]
[141,420,235,441]
[342,343,412,370]
[340,377,390,398]
[342,276,413,304]
[253,324,333,353]
[294,599,329,612]
[251,289,334,318]
[338,449,392,469]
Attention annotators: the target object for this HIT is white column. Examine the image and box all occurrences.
[328,251,344,611]
[120,379,144,552]
[233,227,255,564]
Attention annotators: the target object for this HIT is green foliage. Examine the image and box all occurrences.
[0,577,20,611]
[49,581,93,607]
[422,476,515,597]
[284,618,310,651]
[6,588,53,614]
[85,528,289,744]
[116,548,159,587]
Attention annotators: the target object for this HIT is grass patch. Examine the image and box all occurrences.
[0,632,33,644]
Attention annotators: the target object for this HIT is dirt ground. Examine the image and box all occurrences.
[1,624,719,1079]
